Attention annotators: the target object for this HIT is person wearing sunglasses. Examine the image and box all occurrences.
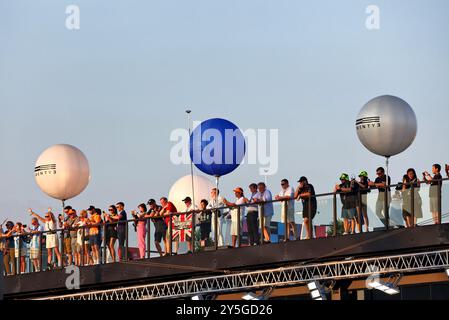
[102,205,118,263]
[275,179,296,241]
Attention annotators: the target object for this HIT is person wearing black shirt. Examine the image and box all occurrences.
[368,167,391,227]
[335,173,358,235]
[147,199,166,257]
[294,176,317,240]
[402,168,422,228]
[198,199,212,247]
[356,171,370,233]
[423,164,443,224]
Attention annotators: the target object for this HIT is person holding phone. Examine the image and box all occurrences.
[29,208,62,270]
[102,206,118,263]
[132,203,148,259]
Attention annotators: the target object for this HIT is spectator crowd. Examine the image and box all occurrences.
[1,164,448,276]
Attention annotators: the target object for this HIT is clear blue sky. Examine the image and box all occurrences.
[1,0,449,224]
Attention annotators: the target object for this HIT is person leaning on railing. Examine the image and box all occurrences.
[223,187,249,248]
[255,182,274,244]
[246,183,260,246]
[275,179,296,241]
[159,197,177,256]
[13,222,29,274]
[368,167,391,228]
[294,176,317,240]
[355,171,370,233]
[147,199,165,257]
[29,208,62,270]
[198,199,212,248]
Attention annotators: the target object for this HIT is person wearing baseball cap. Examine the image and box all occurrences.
[223,187,248,247]
[174,196,198,254]
[334,173,358,235]
[356,171,371,232]
[294,176,317,240]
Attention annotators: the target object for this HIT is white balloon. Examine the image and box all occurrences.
[34,144,90,201]
[356,95,418,157]
[168,175,215,212]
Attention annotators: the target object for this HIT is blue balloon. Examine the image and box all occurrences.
[189,118,246,177]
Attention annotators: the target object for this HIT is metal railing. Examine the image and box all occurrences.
[1,177,448,276]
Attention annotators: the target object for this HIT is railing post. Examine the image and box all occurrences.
[60,228,65,267]
[384,186,390,230]
[146,218,151,259]
[214,209,218,251]
[308,196,313,239]
[283,200,288,242]
[237,206,241,248]
[81,227,85,266]
[169,213,173,255]
[333,193,337,237]
[39,230,43,272]
[0,251,4,298]
[102,222,107,264]
[438,180,442,224]
[411,183,415,227]
[191,211,196,253]
[17,235,21,274]
[259,204,265,245]
[125,220,129,261]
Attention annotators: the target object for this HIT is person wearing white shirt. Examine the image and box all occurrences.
[223,187,248,248]
[208,188,226,247]
[175,197,198,254]
[275,179,296,240]
[254,182,274,243]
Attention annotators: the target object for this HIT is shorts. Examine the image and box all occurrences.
[302,204,317,220]
[89,234,101,247]
[117,229,126,247]
[280,206,295,224]
[30,247,40,259]
[153,220,167,243]
[15,248,27,258]
[260,215,272,228]
[75,243,83,253]
[430,197,439,212]
[200,223,211,240]
[106,227,117,243]
[64,238,72,254]
[342,208,357,219]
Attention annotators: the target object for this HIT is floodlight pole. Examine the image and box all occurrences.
[384,156,390,230]
[186,110,196,209]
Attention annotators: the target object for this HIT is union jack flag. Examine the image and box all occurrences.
[172,213,192,242]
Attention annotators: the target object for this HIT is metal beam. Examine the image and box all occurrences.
[34,249,449,300]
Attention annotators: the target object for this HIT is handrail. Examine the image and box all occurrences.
[1,177,448,241]
[0,177,447,276]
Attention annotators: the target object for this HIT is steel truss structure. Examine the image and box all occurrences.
[35,249,449,300]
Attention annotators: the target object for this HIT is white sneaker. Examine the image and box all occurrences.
[343,232,348,235]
